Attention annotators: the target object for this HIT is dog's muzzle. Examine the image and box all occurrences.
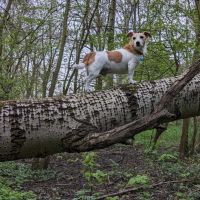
[136,41,141,46]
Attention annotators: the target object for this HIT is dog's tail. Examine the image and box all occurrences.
[72,63,86,69]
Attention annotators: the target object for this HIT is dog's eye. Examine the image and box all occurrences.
[140,36,144,39]
[133,37,136,40]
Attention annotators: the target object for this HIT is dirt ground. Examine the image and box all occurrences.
[21,144,200,200]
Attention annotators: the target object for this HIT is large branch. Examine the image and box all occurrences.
[0,59,200,161]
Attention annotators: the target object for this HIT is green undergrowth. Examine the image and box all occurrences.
[134,121,200,200]
[0,161,56,199]
[0,175,36,200]
[135,121,195,149]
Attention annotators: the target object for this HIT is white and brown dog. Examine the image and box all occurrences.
[73,31,151,91]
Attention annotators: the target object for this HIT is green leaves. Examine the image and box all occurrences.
[0,162,38,200]
[0,161,56,186]
[82,152,97,168]
[0,184,36,200]
[127,175,149,187]
[82,152,108,184]
[84,170,108,183]
[158,153,177,162]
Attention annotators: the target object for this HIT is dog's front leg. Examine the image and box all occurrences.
[128,62,137,84]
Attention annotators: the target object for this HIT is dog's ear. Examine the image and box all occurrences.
[127,32,134,37]
[144,31,152,38]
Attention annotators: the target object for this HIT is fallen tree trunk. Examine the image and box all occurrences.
[0,59,200,161]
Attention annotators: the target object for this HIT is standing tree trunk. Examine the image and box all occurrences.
[195,116,200,152]
[190,117,197,155]
[94,6,104,91]
[0,0,13,59]
[179,118,190,159]
[48,0,70,97]
[104,0,116,88]
[33,1,70,169]
[132,0,138,31]
[64,0,100,94]
[107,0,116,51]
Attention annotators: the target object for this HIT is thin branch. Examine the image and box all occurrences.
[96,178,200,200]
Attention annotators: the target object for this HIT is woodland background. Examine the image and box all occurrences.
[0,0,200,199]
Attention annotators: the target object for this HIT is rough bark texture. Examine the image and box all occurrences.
[0,64,200,161]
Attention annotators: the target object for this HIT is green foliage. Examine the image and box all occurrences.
[136,41,174,81]
[127,175,149,187]
[20,16,45,25]
[0,161,56,186]
[188,189,200,200]
[0,184,36,200]
[135,123,181,148]
[73,189,97,200]
[140,191,151,200]
[80,152,109,199]
[82,152,97,168]
[82,152,108,184]
[0,176,36,200]
[158,153,177,162]
[0,161,57,199]
[0,75,22,100]
[176,192,187,200]
[84,170,107,183]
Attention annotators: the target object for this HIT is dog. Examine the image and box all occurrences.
[73,31,151,91]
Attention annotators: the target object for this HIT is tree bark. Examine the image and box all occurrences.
[0,59,200,161]
[190,117,197,155]
[179,118,190,159]
[0,0,13,59]
[48,0,70,97]
[104,0,116,88]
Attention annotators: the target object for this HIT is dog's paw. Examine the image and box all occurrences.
[129,80,137,84]
[85,88,93,93]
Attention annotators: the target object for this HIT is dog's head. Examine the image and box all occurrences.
[127,31,151,51]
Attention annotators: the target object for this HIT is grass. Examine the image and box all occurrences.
[134,120,200,200]
[135,120,196,149]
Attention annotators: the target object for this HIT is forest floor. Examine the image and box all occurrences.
[22,145,200,200]
[1,124,200,200]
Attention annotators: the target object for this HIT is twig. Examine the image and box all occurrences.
[96,178,200,200]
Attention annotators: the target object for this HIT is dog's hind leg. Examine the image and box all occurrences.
[85,71,101,92]
[85,61,104,92]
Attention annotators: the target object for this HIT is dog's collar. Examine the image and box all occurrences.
[133,47,145,62]
[134,48,143,55]
[137,55,144,62]
[123,44,144,56]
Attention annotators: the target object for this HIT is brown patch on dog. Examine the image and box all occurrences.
[123,44,143,55]
[106,51,122,63]
[127,31,134,37]
[83,52,96,65]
